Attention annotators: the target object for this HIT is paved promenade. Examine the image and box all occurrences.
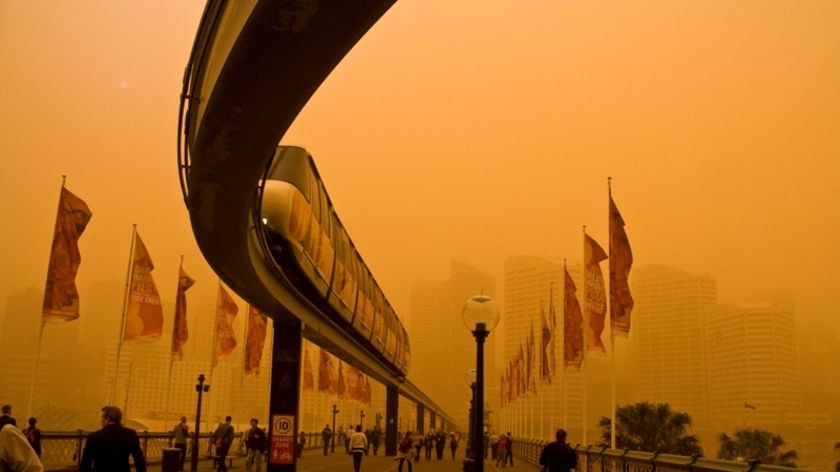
[146,452,541,472]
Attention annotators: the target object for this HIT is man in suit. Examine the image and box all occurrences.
[79,406,146,472]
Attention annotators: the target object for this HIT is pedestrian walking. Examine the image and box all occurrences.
[0,423,42,472]
[396,432,413,472]
[79,406,146,472]
[348,425,367,472]
[321,425,332,456]
[449,432,459,460]
[495,433,507,468]
[297,430,306,458]
[212,416,235,472]
[22,418,41,457]
[170,416,189,471]
[539,429,577,472]
[371,427,382,456]
[503,432,514,467]
[243,419,267,472]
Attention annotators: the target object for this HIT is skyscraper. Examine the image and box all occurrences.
[630,265,717,421]
[409,260,496,431]
[706,301,802,428]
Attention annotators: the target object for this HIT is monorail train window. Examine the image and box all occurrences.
[308,167,321,223]
[267,146,310,197]
[371,289,386,345]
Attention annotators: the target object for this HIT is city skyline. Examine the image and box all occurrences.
[1,0,838,468]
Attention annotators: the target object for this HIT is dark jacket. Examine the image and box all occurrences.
[539,441,577,472]
[80,423,147,472]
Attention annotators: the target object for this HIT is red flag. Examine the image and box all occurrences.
[540,301,551,383]
[170,264,194,360]
[361,375,372,405]
[337,362,346,399]
[584,233,608,353]
[302,344,315,391]
[318,348,338,394]
[609,195,634,336]
[212,284,238,367]
[526,321,535,393]
[548,287,557,375]
[563,268,584,369]
[124,234,164,341]
[42,186,92,323]
[244,305,268,375]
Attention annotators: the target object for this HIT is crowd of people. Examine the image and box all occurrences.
[0,402,578,472]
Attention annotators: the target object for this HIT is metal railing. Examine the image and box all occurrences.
[512,439,806,472]
[38,430,243,471]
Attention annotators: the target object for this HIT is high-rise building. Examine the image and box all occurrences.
[706,302,802,428]
[630,265,717,422]
[409,260,496,432]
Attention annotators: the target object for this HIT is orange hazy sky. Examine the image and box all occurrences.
[1,1,839,332]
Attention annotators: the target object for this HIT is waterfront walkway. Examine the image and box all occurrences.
[146,452,540,472]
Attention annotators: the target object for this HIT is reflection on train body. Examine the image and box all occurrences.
[261,146,410,376]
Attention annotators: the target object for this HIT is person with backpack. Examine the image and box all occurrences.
[170,416,189,471]
[22,418,40,457]
[212,416,235,472]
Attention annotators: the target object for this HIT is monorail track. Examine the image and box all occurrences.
[177,1,450,423]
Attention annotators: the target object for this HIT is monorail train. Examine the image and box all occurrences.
[260,146,410,377]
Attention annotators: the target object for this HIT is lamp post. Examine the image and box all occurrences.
[464,369,476,460]
[375,413,382,429]
[462,295,500,472]
[191,374,210,472]
[331,404,339,453]
[360,410,365,429]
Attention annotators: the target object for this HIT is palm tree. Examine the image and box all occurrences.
[598,401,702,455]
[717,428,797,468]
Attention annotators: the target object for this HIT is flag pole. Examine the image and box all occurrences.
[581,227,588,446]
[111,224,137,405]
[27,177,70,418]
[164,255,185,432]
[206,281,222,438]
[608,177,617,449]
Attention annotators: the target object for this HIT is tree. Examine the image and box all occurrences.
[717,428,797,468]
[598,401,702,455]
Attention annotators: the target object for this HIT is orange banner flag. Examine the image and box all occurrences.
[563,267,584,369]
[318,348,338,394]
[584,233,608,353]
[244,305,268,375]
[212,284,238,367]
[609,194,634,336]
[361,375,372,405]
[124,234,164,341]
[170,263,195,360]
[337,361,346,399]
[344,364,364,402]
[540,301,551,383]
[302,343,315,391]
[42,186,92,323]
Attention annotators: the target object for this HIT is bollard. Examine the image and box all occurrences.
[161,448,181,472]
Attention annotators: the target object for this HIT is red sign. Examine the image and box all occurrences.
[269,414,296,465]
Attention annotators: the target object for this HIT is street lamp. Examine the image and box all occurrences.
[360,410,366,429]
[375,413,382,429]
[331,404,339,453]
[191,374,210,472]
[462,295,500,472]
